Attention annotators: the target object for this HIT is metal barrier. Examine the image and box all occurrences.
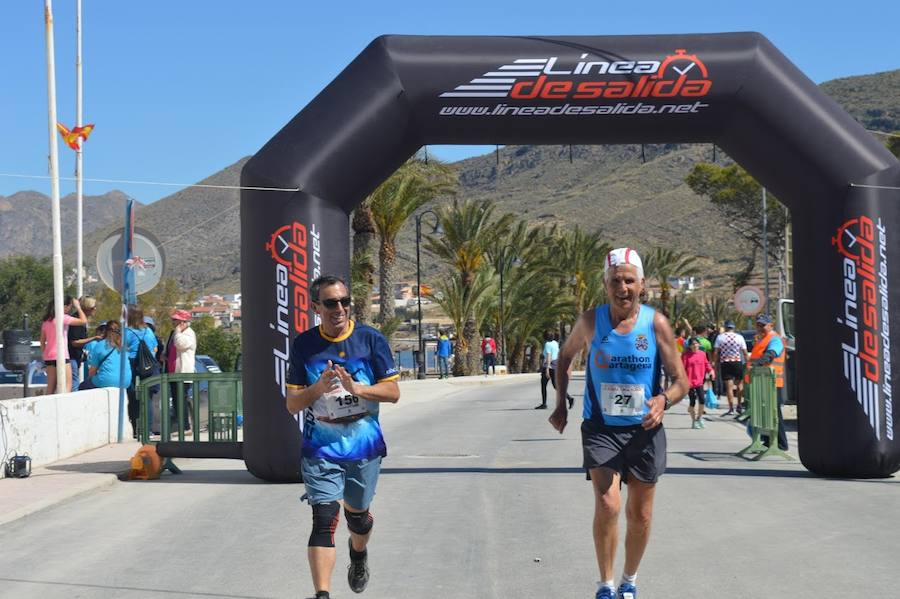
[136,372,243,471]
[736,366,792,460]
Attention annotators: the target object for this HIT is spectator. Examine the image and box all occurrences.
[67,296,97,390]
[81,322,108,363]
[40,296,87,394]
[481,334,497,375]
[746,313,788,451]
[682,336,715,429]
[713,320,749,416]
[536,331,574,410]
[162,309,197,431]
[125,306,158,436]
[79,321,130,390]
[436,330,452,379]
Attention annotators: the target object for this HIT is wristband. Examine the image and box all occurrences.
[662,391,672,411]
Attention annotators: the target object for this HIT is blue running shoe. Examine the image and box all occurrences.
[596,586,616,599]
[617,582,637,599]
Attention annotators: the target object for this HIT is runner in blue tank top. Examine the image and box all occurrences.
[549,248,688,599]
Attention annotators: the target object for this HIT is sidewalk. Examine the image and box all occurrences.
[0,372,533,527]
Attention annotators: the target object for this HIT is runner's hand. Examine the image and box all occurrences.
[333,363,358,396]
[642,395,666,430]
[316,361,341,394]
[549,404,568,434]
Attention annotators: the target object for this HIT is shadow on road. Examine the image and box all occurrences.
[0,577,267,598]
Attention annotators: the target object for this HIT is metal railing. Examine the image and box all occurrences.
[136,372,243,451]
[736,366,792,460]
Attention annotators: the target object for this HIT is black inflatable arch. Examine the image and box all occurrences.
[241,33,900,481]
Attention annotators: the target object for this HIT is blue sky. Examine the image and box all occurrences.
[1,1,898,204]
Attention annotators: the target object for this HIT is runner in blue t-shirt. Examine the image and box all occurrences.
[549,248,688,599]
[286,275,400,599]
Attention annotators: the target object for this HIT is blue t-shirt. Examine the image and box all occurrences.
[287,321,399,462]
[83,338,102,362]
[764,335,784,357]
[543,340,560,368]
[437,336,452,358]
[87,340,131,388]
[125,326,158,360]
[584,305,660,426]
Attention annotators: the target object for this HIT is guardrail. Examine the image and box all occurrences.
[136,372,244,469]
[736,366,792,461]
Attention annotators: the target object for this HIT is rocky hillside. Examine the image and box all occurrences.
[3,69,898,296]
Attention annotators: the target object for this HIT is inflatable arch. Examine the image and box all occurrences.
[240,33,900,481]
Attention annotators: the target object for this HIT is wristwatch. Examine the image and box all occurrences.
[662,392,672,411]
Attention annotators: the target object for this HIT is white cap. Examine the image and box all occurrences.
[604,247,644,280]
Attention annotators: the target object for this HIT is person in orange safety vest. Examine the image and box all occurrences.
[746,313,788,451]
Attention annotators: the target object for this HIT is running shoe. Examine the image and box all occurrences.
[691,420,700,429]
[617,581,637,599]
[534,404,548,410]
[723,409,735,416]
[347,539,369,593]
[596,585,616,599]
[698,419,706,429]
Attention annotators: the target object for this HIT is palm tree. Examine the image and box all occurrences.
[425,198,513,374]
[643,248,702,316]
[429,269,495,376]
[350,200,377,325]
[368,158,456,339]
[549,227,610,317]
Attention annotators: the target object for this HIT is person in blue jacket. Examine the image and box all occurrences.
[436,331,452,378]
[80,321,131,390]
[124,306,158,435]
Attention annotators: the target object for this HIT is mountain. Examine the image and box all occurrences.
[0,190,130,258]
[3,69,898,296]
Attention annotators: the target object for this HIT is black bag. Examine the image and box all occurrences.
[135,338,157,380]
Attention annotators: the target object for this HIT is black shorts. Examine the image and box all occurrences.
[721,362,744,381]
[581,419,667,484]
[688,386,705,406]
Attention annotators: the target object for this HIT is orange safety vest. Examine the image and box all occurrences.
[745,330,785,387]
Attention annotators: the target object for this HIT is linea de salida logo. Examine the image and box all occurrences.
[265,221,321,397]
[440,49,711,101]
[832,215,894,441]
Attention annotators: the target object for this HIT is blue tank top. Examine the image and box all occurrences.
[583,304,660,426]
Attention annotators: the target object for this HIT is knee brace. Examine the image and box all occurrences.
[344,508,373,536]
[309,501,340,547]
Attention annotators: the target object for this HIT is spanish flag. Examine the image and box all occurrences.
[56,122,95,151]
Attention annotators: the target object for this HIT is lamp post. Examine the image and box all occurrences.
[415,209,441,379]
[498,245,519,366]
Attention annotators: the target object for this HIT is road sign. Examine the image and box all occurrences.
[97,227,165,296]
[734,285,766,316]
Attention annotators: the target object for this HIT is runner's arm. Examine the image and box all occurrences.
[335,363,400,404]
[549,310,595,434]
[644,312,689,429]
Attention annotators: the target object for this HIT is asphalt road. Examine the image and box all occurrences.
[2,378,898,598]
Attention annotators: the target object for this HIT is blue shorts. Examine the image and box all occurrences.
[300,456,382,510]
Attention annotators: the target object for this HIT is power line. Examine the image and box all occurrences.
[866,129,900,139]
[156,202,241,249]
[0,172,299,192]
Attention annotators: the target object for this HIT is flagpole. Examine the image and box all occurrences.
[75,0,84,298]
[44,0,66,393]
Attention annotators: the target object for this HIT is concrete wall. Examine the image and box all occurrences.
[0,388,131,478]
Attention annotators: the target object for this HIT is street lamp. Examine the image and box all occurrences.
[498,245,520,366]
[415,209,441,379]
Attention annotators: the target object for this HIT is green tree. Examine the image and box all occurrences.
[197,325,241,372]
[0,256,57,337]
[425,198,513,374]
[369,157,457,339]
[428,269,495,376]
[888,135,900,158]
[685,162,789,293]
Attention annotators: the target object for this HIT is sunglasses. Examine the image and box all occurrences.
[318,297,351,309]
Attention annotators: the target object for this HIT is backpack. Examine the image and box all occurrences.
[131,330,158,380]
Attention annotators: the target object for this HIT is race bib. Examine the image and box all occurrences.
[600,383,645,416]
[322,386,368,421]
